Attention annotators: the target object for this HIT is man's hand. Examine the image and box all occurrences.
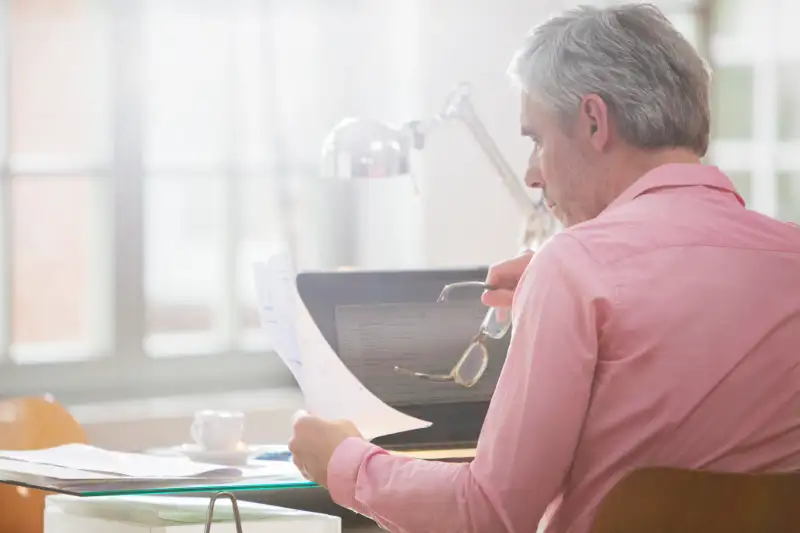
[481,250,534,308]
[288,411,363,487]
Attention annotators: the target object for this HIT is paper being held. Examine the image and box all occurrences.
[253,254,431,440]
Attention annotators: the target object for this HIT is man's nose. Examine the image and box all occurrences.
[524,163,543,189]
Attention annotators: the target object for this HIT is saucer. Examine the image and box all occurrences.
[146,443,291,466]
[173,443,264,466]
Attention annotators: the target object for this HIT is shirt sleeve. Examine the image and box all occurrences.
[326,234,613,533]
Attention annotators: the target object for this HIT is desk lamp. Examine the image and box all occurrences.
[320,82,557,250]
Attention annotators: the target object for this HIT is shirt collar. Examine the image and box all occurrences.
[604,163,745,212]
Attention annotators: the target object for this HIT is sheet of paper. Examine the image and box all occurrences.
[0,457,115,480]
[253,254,431,440]
[0,444,239,478]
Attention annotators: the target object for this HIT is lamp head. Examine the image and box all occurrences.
[321,118,413,179]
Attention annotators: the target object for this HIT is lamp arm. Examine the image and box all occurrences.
[435,83,537,218]
[431,83,555,250]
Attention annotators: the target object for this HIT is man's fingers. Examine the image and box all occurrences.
[292,455,312,481]
[292,409,310,424]
[481,288,514,308]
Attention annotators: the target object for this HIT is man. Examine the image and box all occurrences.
[289,3,800,532]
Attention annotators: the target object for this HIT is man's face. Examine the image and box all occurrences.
[519,95,601,227]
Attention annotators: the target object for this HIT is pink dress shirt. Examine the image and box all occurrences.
[326,163,800,533]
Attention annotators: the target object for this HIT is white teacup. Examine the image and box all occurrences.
[190,410,245,452]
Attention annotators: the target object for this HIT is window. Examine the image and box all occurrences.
[706,0,800,215]
[0,0,420,403]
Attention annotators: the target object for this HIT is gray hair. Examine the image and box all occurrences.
[508,2,711,155]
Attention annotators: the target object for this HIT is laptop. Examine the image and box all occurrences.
[296,267,511,452]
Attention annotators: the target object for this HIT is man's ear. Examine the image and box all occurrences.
[581,94,609,151]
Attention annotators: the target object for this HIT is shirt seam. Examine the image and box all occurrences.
[558,232,621,311]
[544,233,619,504]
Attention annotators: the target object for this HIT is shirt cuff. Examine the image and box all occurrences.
[326,437,376,509]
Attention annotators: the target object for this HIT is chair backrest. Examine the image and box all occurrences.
[591,467,800,533]
[0,396,87,533]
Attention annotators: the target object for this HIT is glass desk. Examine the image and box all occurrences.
[0,471,316,497]
[0,448,475,531]
[0,447,476,497]
[0,463,316,533]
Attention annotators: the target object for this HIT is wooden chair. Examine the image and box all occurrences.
[591,466,800,533]
[0,396,87,533]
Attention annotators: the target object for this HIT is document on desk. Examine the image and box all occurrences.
[253,254,431,440]
[0,444,310,495]
[0,444,243,479]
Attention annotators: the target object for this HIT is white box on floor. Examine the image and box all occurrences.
[44,494,340,533]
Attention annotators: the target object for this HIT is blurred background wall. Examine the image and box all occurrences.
[0,0,797,443]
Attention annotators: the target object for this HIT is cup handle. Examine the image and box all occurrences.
[190,419,202,446]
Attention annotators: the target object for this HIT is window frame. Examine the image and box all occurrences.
[0,0,294,405]
[705,0,800,216]
[0,0,9,364]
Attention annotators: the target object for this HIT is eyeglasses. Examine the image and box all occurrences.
[393,281,512,388]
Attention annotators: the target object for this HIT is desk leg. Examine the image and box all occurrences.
[204,491,244,533]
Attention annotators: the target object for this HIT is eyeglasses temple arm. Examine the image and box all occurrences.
[438,281,497,302]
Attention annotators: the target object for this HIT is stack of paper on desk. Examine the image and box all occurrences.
[0,444,306,493]
[0,444,242,478]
